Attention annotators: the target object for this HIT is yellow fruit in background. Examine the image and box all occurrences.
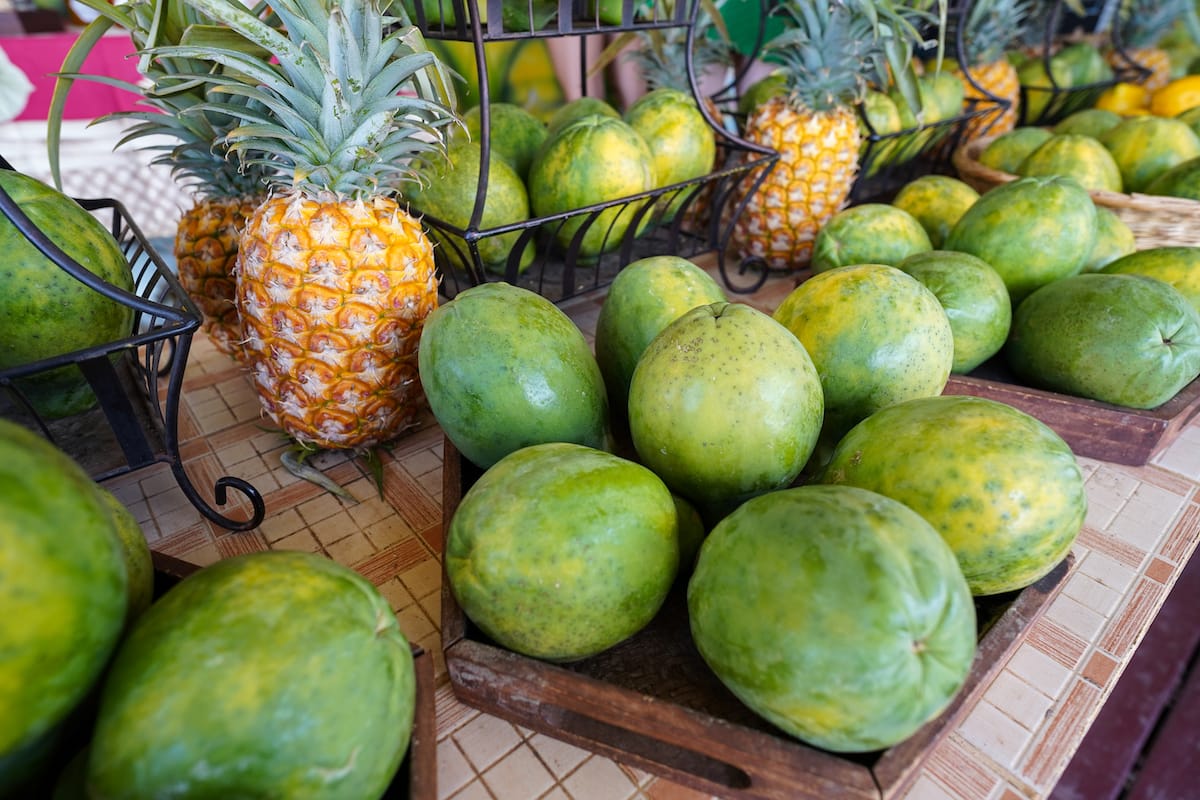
[1094,82,1151,115]
[891,175,980,249]
[1150,75,1200,118]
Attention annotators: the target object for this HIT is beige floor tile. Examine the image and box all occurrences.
[1005,644,1074,699]
[326,530,378,565]
[1153,422,1200,479]
[1061,570,1123,619]
[1076,548,1138,594]
[540,788,571,800]
[259,507,306,544]
[527,733,591,779]
[270,529,322,553]
[453,713,523,772]
[561,756,638,800]
[481,742,557,800]
[1043,592,1108,642]
[402,559,444,599]
[984,672,1056,732]
[447,777,495,800]
[1107,483,1188,551]
[902,774,960,800]
[437,738,475,799]
[958,700,1034,770]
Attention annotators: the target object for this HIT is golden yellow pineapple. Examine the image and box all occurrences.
[161,0,458,451]
[1111,0,1190,91]
[730,0,935,269]
[951,0,1033,141]
[174,197,260,359]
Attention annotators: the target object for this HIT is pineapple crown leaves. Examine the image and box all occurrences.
[151,0,460,198]
[589,0,735,93]
[959,0,1035,67]
[46,0,275,198]
[1115,0,1191,48]
[764,0,943,115]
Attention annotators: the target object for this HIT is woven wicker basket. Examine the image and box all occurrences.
[952,136,1200,250]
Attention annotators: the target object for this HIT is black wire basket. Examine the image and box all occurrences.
[0,158,264,531]
[408,0,780,300]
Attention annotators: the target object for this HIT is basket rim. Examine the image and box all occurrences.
[953,134,1200,214]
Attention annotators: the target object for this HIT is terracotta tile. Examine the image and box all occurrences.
[260,474,324,512]
[1019,679,1101,790]
[356,537,433,587]
[1025,617,1089,671]
[1081,651,1119,688]
[420,522,445,557]
[1133,463,1196,497]
[1159,502,1200,564]
[1145,556,1175,584]
[178,437,211,463]
[1076,526,1148,571]
[481,742,556,800]
[1098,576,1167,660]
[643,778,721,800]
[997,787,1025,800]
[383,463,442,532]
[214,530,268,559]
[925,735,1002,799]
[155,524,211,558]
[561,756,638,800]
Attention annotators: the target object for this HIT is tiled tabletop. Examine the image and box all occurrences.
[98,266,1200,800]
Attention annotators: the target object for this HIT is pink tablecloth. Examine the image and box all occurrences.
[1,30,142,122]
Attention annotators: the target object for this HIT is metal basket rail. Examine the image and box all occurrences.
[0,160,265,531]
[412,0,781,300]
[1016,0,1150,126]
[406,0,691,40]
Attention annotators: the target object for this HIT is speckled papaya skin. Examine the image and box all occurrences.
[810,203,933,273]
[88,551,416,799]
[628,302,824,519]
[418,282,610,469]
[0,170,135,418]
[819,395,1087,596]
[0,420,126,764]
[1005,272,1200,409]
[945,175,1097,304]
[688,484,977,753]
[446,442,678,662]
[772,264,954,445]
[1100,245,1200,315]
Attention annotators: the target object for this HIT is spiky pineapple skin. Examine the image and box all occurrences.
[175,196,262,361]
[957,57,1020,141]
[236,193,438,451]
[1123,46,1172,91]
[731,100,861,270]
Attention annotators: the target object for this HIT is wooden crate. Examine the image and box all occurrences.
[153,553,436,800]
[943,363,1200,467]
[440,442,1072,800]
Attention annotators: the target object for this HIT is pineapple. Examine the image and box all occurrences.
[1112,0,1191,91]
[48,0,272,361]
[155,0,459,451]
[952,0,1034,141]
[730,0,935,270]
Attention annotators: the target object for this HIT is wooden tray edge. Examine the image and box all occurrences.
[438,438,1076,800]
